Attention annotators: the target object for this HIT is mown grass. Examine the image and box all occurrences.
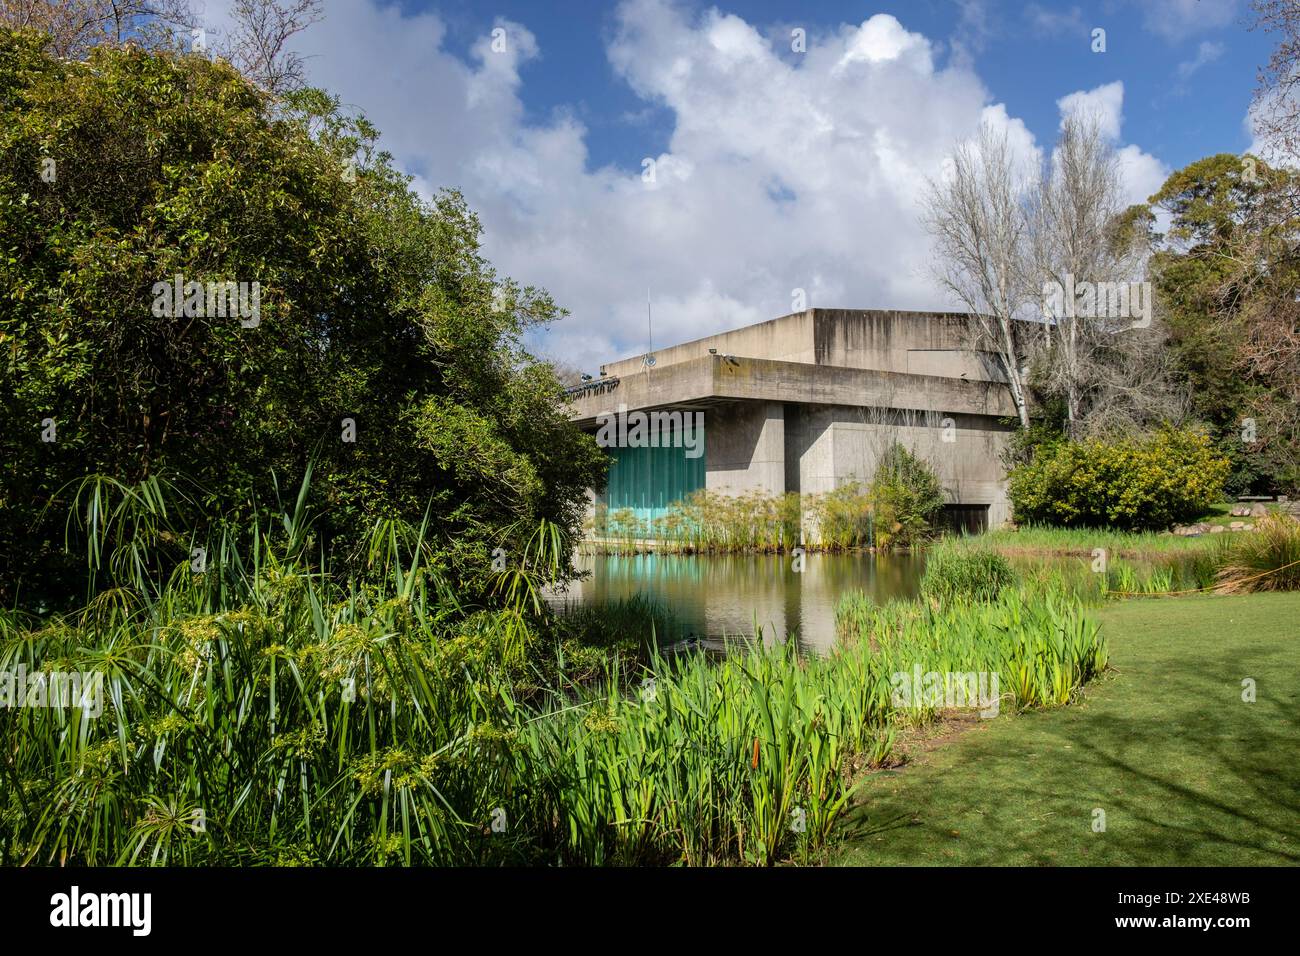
[832,592,1300,866]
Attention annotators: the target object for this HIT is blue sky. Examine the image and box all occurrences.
[203,0,1274,369]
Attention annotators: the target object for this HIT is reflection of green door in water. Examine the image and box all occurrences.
[600,424,705,534]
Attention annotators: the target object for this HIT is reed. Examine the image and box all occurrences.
[918,542,1016,603]
[1216,515,1300,593]
[836,588,1107,711]
[1,475,1108,867]
[583,483,948,555]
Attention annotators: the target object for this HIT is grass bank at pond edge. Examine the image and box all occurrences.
[832,591,1300,866]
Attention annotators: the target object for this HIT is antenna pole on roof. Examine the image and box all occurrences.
[644,288,656,368]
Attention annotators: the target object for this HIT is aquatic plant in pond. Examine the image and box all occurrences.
[0,467,1110,866]
[2,544,1106,865]
[919,544,1016,603]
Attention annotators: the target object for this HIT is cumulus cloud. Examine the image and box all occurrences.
[198,0,1173,369]
[1057,82,1169,204]
[1057,81,1126,140]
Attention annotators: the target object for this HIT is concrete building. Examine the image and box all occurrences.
[565,308,1019,536]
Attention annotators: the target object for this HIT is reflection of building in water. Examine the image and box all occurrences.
[566,309,1018,538]
[549,552,925,652]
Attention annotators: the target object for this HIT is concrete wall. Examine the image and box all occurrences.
[599,309,1010,384]
[705,401,785,495]
[567,354,1017,428]
[573,309,1020,534]
[602,311,818,378]
[784,405,1014,528]
[808,309,1007,383]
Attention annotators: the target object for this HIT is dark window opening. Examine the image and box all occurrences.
[942,503,989,535]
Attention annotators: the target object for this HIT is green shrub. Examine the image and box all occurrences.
[1007,426,1230,531]
[811,443,945,550]
[920,546,1017,603]
[869,443,945,548]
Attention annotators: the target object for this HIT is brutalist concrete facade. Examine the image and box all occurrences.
[567,309,1019,533]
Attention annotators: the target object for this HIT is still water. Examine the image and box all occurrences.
[550,551,928,652]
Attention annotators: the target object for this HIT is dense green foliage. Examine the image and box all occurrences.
[1146,153,1300,495]
[864,443,946,548]
[0,31,603,606]
[1007,427,1230,531]
[0,471,1109,865]
[919,545,1016,604]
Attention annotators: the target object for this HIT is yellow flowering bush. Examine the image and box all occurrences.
[1008,426,1229,531]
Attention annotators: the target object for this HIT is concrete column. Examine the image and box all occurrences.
[705,401,785,495]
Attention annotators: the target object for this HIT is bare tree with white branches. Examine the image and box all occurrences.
[1029,111,1155,435]
[922,123,1034,428]
[1,0,323,98]
[0,0,197,58]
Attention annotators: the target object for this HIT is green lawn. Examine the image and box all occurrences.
[833,592,1300,865]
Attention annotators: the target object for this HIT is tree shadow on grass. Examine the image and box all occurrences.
[834,641,1300,865]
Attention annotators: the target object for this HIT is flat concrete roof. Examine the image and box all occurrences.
[598,308,1006,378]
[566,308,1019,425]
[566,353,1018,427]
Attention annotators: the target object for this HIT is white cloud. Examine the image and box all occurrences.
[199,0,1174,370]
[948,0,993,65]
[1115,145,1170,205]
[1176,40,1225,79]
[1025,3,1084,36]
[1138,0,1238,43]
[1056,82,1170,205]
[1244,96,1272,158]
[1057,81,1126,140]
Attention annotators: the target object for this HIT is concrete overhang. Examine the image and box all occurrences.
[566,354,1018,427]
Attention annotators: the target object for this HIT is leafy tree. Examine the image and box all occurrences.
[1147,153,1300,494]
[0,30,605,605]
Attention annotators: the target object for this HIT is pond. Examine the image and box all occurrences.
[548,551,929,652]
[549,549,1197,651]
